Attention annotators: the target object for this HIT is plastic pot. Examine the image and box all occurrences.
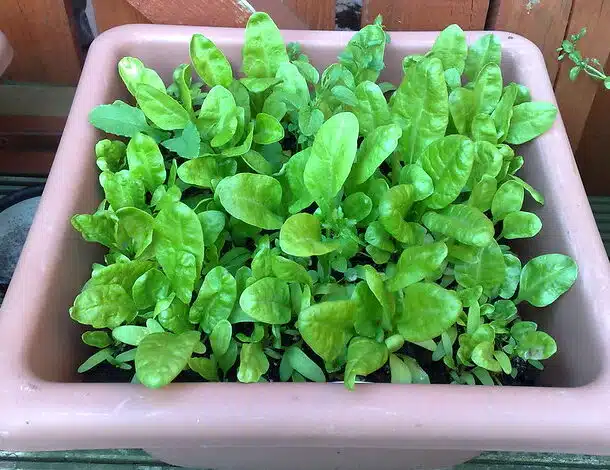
[0,25,609,470]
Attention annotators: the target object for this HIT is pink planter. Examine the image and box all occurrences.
[0,31,13,76]
[1,25,609,470]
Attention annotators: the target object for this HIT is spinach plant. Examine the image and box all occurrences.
[71,12,577,389]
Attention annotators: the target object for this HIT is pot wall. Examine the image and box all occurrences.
[0,25,609,470]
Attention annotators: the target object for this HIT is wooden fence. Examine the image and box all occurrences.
[1,0,609,194]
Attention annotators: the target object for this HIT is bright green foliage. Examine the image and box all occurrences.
[73,16,575,389]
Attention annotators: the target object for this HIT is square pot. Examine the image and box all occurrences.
[1,25,609,470]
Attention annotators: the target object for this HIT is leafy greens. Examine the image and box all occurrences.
[72,13,577,389]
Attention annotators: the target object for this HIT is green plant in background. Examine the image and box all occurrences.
[70,12,578,390]
[557,27,610,89]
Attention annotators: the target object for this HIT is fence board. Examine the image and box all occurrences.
[283,0,336,30]
[122,0,315,29]
[93,0,150,33]
[575,65,610,195]
[0,0,81,85]
[486,0,572,82]
[361,0,489,30]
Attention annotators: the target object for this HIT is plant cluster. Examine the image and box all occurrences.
[70,13,577,389]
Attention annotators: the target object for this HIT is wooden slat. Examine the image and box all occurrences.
[0,0,81,85]
[571,53,610,195]
[554,0,610,152]
[486,0,573,82]
[93,0,150,33]
[361,0,489,30]
[283,0,336,30]
[123,0,308,29]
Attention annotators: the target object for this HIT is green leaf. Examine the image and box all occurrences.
[515,331,557,360]
[470,141,503,183]
[517,254,578,307]
[89,100,150,137]
[242,12,289,78]
[71,210,117,249]
[397,282,462,342]
[188,356,219,381]
[498,253,522,299]
[505,102,558,144]
[468,175,497,212]
[501,211,542,239]
[112,325,150,346]
[70,284,136,329]
[116,207,154,257]
[190,34,233,88]
[126,132,166,192]
[348,124,402,186]
[154,202,204,303]
[389,353,412,384]
[197,85,238,147]
[422,204,494,247]
[449,88,474,135]
[253,113,284,145]
[338,21,387,83]
[421,135,474,209]
[217,339,238,375]
[430,24,467,73]
[342,192,372,222]
[190,266,237,332]
[275,61,310,109]
[271,256,312,286]
[136,84,191,130]
[398,355,431,384]
[135,331,200,388]
[304,112,359,209]
[492,83,518,142]
[471,341,502,372]
[455,240,506,296]
[344,337,389,390]
[279,213,340,257]
[471,113,497,144]
[509,175,545,205]
[177,157,220,188]
[465,33,502,82]
[95,139,126,172]
[473,63,503,115]
[298,300,357,363]
[156,296,192,334]
[491,180,524,222]
[363,266,394,330]
[364,221,395,252]
[298,106,324,137]
[210,319,232,356]
[387,242,449,291]
[99,170,146,211]
[161,122,200,159]
[82,330,113,348]
[391,57,448,164]
[198,210,225,246]
[237,342,269,383]
[118,56,166,97]
[77,348,113,373]
[171,64,194,113]
[379,184,420,244]
[132,268,171,310]
[86,259,154,293]
[216,173,284,230]
[351,81,391,136]
[399,164,434,201]
[239,277,291,324]
[285,346,326,382]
